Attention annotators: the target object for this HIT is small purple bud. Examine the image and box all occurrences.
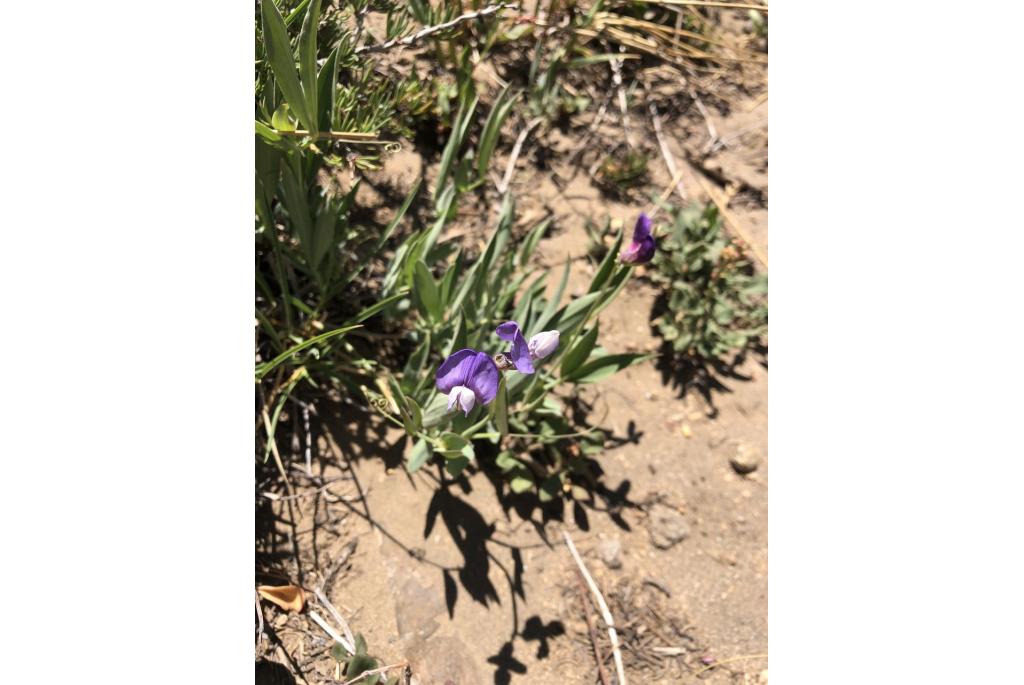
[528,330,559,360]
[619,212,656,264]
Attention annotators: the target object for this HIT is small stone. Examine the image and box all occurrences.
[648,503,690,549]
[681,423,693,438]
[597,538,623,569]
[730,442,761,475]
[394,576,444,639]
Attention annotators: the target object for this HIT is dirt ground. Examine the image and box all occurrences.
[257,10,767,685]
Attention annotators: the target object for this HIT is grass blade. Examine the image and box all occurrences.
[255,324,362,379]
[297,0,322,135]
[260,0,315,132]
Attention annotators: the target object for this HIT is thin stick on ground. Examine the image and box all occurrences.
[691,172,768,268]
[497,117,543,193]
[574,569,611,685]
[685,653,769,680]
[609,52,636,149]
[562,530,627,685]
[356,3,519,54]
[647,97,687,202]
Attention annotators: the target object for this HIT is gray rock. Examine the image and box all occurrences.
[597,537,623,569]
[648,503,690,549]
[730,442,761,475]
[405,634,484,685]
[394,576,444,639]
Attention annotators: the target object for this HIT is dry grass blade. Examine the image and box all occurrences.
[563,530,628,685]
[356,2,519,54]
[313,586,357,653]
[630,0,769,11]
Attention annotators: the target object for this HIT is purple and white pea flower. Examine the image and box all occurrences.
[435,348,500,416]
[495,321,560,374]
[619,212,656,264]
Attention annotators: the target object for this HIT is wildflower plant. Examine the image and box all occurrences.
[363,196,651,499]
[649,203,767,361]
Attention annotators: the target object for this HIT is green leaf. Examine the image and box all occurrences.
[477,85,517,176]
[346,653,378,684]
[565,353,651,384]
[343,289,408,325]
[438,432,473,458]
[311,197,335,269]
[588,228,624,293]
[330,641,350,661]
[255,120,282,143]
[510,475,534,494]
[434,93,479,202]
[445,455,470,477]
[316,44,339,132]
[280,159,314,256]
[560,323,599,377]
[260,0,315,131]
[530,259,570,336]
[297,0,322,135]
[490,376,509,437]
[354,633,368,656]
[413,261,442,323]
[255,325,362,379]
[494,451,524,472]
[538,476,561,502]
[406,439,432,473]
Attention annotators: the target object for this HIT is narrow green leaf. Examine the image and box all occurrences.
[343,289,408,325]
[588,228,624,293]
[413,261,442,323]
[280,160,315,259]
[260,0,315,131]
[490,376,509,437]
[565,353,651,384]
[297,0,322,134]
[560,323,599,377]
[530,259,570,336]
[406,439,432,473]
[256,120,282,142]
[476,85,517,176]
[434,93,479,202]
[255,325,361,379]
[316,44,339,132]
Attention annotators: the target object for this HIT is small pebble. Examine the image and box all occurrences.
[730,442,761,475]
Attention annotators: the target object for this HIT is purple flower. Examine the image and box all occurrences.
[435,348,500,416]
[495,321,535,374]
[619,212,656,264]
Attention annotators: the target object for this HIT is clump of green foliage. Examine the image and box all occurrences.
[254,0,646,501]
[649,203,767,361]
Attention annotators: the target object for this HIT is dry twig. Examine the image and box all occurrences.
[563,530,628,685]
[356,3,519,54]
[575,569,611,685]
[308,609,353,653]
[497,117,543,193]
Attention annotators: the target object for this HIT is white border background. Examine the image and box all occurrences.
[0,1,1022,682]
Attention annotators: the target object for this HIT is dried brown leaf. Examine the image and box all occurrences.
[257,584,306,612]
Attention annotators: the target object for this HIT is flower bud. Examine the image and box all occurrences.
[528,330,560,360]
